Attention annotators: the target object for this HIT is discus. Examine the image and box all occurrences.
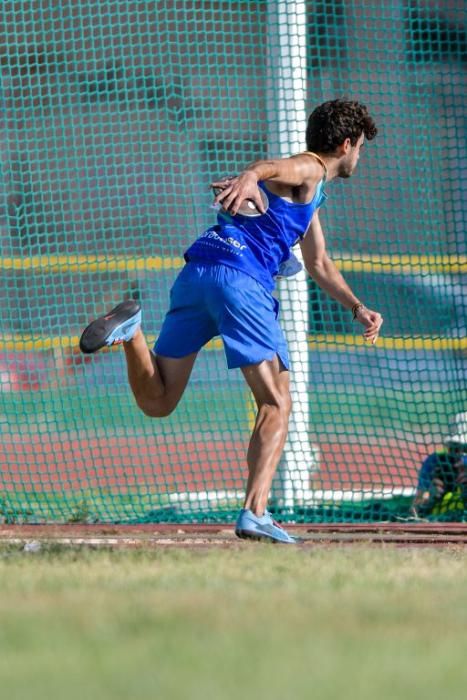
[212,185,269,217]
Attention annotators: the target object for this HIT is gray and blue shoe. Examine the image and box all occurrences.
[235,508,299,544]
[79,300,141,354]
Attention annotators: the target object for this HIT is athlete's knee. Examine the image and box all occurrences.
[258,394,291,429]
[281,391,293,419]
[273,388,292,421]
[135,395,176,418]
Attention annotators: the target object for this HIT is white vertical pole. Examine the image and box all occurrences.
[267,0,319,508]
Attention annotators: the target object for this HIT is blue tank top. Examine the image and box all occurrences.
[184,179,327,291]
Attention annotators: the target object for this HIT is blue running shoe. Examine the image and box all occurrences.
[79,300,141,354]
[235,509,299,544]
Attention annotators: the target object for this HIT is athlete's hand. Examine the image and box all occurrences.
[431,477,445,497]
[354,305,383,345]
[211,171,266,216]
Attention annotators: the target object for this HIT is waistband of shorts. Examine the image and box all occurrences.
[184,260,273,291]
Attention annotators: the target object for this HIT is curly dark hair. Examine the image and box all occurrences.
[306,99,378,153]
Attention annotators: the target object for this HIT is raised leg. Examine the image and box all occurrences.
[123,328,197,417]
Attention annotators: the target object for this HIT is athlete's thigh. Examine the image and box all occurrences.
[154,265,217,358]
[241,355,290,408]
[209,268,288,369]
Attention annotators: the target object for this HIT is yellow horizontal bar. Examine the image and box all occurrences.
[0,255,186,273]
[0,254,464,274]
[334,254,467,275]
[2,334,465,353]
[306,335,467,352]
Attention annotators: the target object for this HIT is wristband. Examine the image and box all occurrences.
[352,302,364,319]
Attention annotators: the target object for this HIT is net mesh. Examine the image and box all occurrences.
[0,0,465,524]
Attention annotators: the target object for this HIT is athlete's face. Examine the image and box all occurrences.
[337,133,365,178]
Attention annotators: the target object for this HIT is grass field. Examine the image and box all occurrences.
[0,544,465,700]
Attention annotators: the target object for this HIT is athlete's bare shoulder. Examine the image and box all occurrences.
[267,151,325,202]
[290,151,327,183]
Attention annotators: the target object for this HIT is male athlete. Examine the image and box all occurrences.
[80,99,383,543]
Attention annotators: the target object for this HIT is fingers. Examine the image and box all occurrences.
[211,181,239,213]
[214,187,236,213]
[211,181,265,215]
[363,319,383,345]
[211,176,234,189]
[355,307,383,346]
[364,329,380,345]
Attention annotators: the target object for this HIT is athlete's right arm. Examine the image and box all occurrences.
[211,154,320,216]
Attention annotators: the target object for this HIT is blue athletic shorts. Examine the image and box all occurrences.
[154,263,289,369]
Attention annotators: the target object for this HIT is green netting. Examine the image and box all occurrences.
[0,1,465,524]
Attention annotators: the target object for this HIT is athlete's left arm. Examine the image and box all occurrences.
[299,211,383,344]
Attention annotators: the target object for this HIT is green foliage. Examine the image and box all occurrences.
[67,499,97,524]
[0,494,34,524]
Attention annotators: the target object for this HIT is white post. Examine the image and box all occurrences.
[267,0,319,508]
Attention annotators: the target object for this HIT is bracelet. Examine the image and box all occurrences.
[352,302,364,319]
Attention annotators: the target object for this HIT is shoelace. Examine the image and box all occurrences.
[271,519,285,530]
[264,511,285,530]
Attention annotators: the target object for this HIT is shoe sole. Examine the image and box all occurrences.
[79,300,141,354]
[235,528,299,544]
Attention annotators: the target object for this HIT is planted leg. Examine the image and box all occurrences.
[240,356,292,515]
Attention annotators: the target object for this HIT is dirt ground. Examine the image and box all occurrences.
[0,523,465,549]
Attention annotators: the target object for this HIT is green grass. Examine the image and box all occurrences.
[0,545,465,700]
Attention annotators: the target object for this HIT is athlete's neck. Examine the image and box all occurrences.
[316,152,345,182]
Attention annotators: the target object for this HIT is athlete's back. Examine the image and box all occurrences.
[185,156,327,291]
